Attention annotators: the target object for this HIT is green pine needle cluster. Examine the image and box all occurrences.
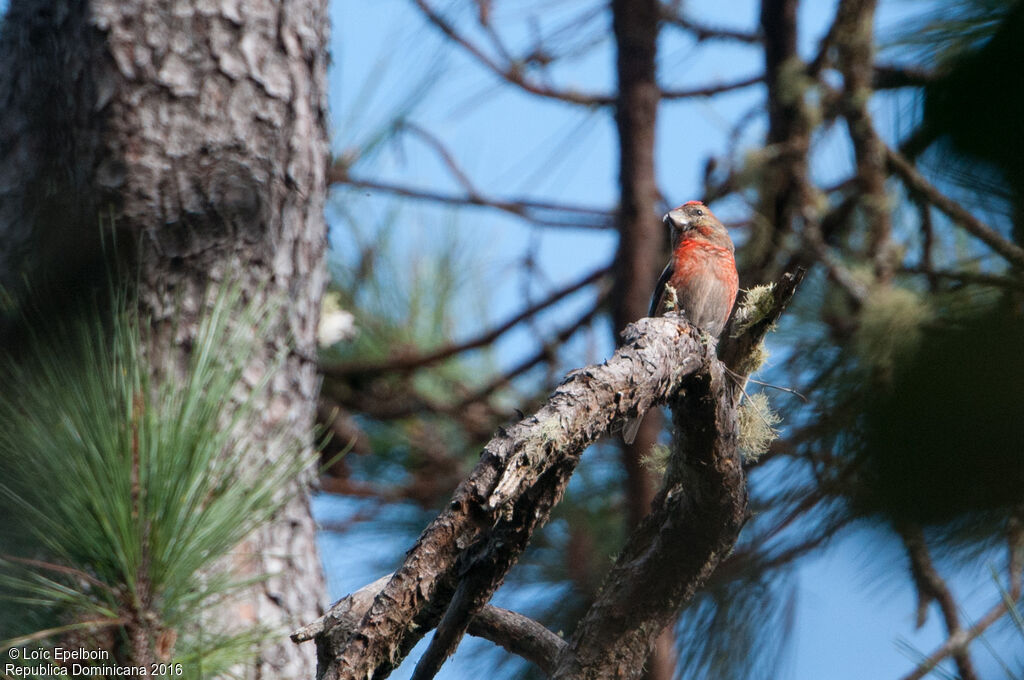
[0,285,311,676]
[640,443,672,475]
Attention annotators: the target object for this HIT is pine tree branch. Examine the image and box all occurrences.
[898,598,1010,680]
[331,173,614,229]
[659,10,761,44]
[466,605,566,674]
[321,265,609,378]
[896,523,979,680]
[886,148,1024,270]
[301,316,705,678]
[292,576,565,675]
[834,0,893,280]
[411,0,613,106]
[297,269,802,679]
[661,74,764,99]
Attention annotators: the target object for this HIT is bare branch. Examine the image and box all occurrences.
[660,10,761,43]
[551,358,743,679]
[897,523,979,680]
[306,315,708,678]
[898,598,1011,680]
[834,0,892,279]
[412,0,613,106]
[321,265,609,378]
[661,73,764,100]
[332,173,613,230]
[886,148,1024,270]
[467,605,566,674]
[291,575,391,643]
[549,270,804,678]
[293,575,565,675]
[299,267,801,679]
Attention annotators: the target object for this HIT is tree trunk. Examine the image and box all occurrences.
[0,0,329,677]
[610,2,673,676]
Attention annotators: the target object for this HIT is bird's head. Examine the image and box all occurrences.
[664,201,734,252]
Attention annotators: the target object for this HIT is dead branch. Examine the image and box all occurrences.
[899,597,1010,680]
[897,523,978,680]
[322,265,609,378]
[293,575,565,675]
[412,0,612,106]
[467,605,566,674]
[303,315,707,678]
[834,0,893,280]
[661,73,764,100]
[886,148,1024,270]
[659,10,761,43]
[332,174,613,230]
[549,356,743,679]
[297,269,803,679]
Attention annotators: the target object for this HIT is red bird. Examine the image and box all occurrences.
[622,201,738,444]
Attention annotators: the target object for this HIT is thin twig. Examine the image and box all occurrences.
[412,0,612,106]
[660,12,761,43]
[897,523,979,680]
[662,73,764,99]
[887,148,1024,270]
[333,174,613,229]
[322,265,609,377]
[898,598,1009,680]
[899,266,1024,292]
[401,122,481,195]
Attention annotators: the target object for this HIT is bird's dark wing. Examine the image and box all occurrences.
[649,260,674,317]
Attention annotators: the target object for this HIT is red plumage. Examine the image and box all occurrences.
[622,201,738,444]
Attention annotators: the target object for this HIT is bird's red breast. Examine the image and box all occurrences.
[666,240,738,337]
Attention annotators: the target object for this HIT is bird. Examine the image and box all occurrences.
[622,201,739,444]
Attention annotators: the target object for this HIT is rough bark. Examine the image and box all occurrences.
[753,0,812,282]
[610,0,663,516]
[305,315,706,679]
[0,0,329,677]
[834,0,893,279]
[609,2,670,671]
[293,576,566,676]
[550,361,744,680]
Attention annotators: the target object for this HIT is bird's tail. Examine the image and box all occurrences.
[622,414,644,445]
